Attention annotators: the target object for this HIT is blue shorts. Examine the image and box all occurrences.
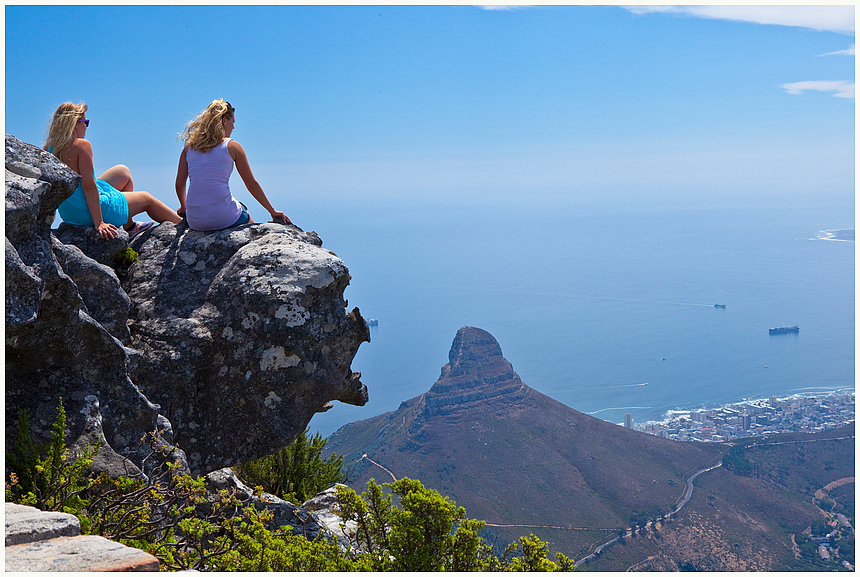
[230,203,250,227]
[57,179,129,227]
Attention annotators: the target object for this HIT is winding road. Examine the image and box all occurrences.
[575,461,723,565]
[357,448,725,567]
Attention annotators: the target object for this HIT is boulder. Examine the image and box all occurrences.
[5,134,369,478]
[203,469,348,547]
[123,219,369,474]
[5,135,167,476]
[302,484,357,551]
[5,503,81,546]
[55,221,132,270]
[5,535,160,572]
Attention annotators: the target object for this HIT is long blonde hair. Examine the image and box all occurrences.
[45,102,87,156]
[180,99,235,153]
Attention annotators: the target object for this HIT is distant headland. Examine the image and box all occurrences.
[816,228,855,242]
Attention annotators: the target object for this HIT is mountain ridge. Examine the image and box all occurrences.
[326,326,724,553]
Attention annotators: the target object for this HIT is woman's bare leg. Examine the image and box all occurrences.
[99,165,134,192]
[123,191,182,226]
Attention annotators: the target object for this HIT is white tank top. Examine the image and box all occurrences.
[186,138,242,231]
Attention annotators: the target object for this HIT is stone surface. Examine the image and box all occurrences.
[5,535,160,572]
[6,135,166,476]
[4,503,80,546]
[253,492,330,542]
[124,221,369,474]
[302,484,357,550]
[203,469,350,547]
[204,466,255,501]
[54,221,131,269]
[52,235,131,342]
[6,133,369,479]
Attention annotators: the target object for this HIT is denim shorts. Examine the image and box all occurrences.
[231,203,251,227]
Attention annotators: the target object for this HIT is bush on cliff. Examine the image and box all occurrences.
[336,477,575,571]
[84,466,358,571]
[5,399,97,517]
[233,428,346,504]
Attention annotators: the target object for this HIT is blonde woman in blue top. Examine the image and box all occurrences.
[46,102,181,240]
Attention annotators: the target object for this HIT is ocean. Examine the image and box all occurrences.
[296,198,855,437]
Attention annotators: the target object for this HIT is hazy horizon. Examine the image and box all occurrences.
[5,5,854,219]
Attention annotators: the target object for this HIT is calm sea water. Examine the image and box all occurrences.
[297,199,854,437]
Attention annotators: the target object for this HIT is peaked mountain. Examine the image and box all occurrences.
[325,326,724,557]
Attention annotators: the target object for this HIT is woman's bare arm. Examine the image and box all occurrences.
[228,139,291,224]
[175,146,189,217]
[74,139,118,240]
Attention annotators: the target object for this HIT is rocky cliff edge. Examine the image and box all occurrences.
[5,134,369,477]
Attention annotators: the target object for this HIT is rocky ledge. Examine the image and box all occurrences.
[5,134,370,477]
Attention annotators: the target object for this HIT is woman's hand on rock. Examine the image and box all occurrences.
[97,221,118,240]
[270,210,291,225]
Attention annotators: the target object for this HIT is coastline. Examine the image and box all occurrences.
[631,389,855,442]
[815,228,855,242]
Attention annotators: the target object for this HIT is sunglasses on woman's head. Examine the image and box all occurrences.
[78,119,89,127]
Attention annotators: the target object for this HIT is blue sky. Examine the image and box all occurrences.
[5,4,855,219]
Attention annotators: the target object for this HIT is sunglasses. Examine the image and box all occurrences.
[78,119,90,127]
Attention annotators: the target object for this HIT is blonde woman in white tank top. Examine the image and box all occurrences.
[176,99,290,231]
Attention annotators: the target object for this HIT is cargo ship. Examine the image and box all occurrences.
[769,325,799,335]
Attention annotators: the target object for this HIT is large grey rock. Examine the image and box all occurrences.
[55,221,131,269]
[204,468,342,545]
[52,236,131,342]
[5,135,165,476]
[302,484,357,551]
[69,394,147,480]
[252,492,331,541]
[124,221,369,475]
[204,466,255,500]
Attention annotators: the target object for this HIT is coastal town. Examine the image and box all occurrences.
[629,392,855,442]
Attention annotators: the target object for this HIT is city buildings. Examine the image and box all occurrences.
[634,393,854,443]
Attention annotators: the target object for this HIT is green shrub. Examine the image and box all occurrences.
[233,428,346,504]
[113,246,139,277]
[5,399,98,516]
[85,465,360,571]
[6,403,576,572]
[336,477,575,571]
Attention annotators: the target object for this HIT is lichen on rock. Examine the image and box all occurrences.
[124,219,369,474]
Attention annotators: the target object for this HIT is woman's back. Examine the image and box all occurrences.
[185,138,242,231]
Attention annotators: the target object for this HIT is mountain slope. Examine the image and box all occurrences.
[326,326,724,554]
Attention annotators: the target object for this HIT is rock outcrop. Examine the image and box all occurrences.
[120,219,368,474]
[422,326,528,416]
[5,134,369,477]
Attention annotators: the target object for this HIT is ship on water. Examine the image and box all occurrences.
[769,325,799,335]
